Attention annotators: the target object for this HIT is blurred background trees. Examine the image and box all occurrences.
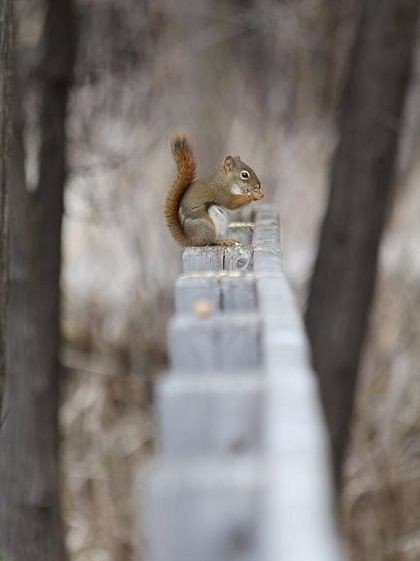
[0,0,13,413]
[306,0,420,490]
[0,0,76,559]
[0,1,419,560]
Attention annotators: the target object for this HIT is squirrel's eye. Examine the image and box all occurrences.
[240,170,250,180]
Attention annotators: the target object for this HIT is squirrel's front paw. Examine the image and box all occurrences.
[252,190,264,201]
[216,238,240,247]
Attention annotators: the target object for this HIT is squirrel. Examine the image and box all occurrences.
[164,134,264,246]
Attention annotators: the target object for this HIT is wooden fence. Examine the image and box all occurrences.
[141,205,343,561]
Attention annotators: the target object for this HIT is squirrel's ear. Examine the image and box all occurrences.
[234,155,241,161]
[223,156,235,172]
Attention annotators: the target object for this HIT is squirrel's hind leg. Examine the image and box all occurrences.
[183,216,217,246]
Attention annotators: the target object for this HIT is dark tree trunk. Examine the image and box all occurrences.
[305,0,419,489]
[0,0,13,415]
[0,1,76,559]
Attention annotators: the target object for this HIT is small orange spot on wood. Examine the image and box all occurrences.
[193,299,214,318]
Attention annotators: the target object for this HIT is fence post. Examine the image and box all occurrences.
[140,205,342,561]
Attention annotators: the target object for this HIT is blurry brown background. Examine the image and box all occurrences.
[1,1,420,560]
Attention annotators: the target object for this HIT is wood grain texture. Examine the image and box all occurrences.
[183,245,253,273]
[183,247,225,272]
[226,222,254,245]
[252,206,283,272]
[252,217,281,247]
[223,246,253,271]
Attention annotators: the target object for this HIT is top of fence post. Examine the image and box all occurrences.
[140,202,342,561]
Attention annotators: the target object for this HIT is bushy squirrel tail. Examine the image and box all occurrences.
[164,134,197,246]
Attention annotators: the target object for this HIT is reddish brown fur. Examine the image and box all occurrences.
[164,135,197,245]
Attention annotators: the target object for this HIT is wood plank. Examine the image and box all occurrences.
[255,273,301,327]
[253,248,283,273]
[226,222,254,245]
[253,223,281,246]
[183,245,253,273]
[223,245,253,271]
[261,343,341,561]
[256,267,342,561]
[169,314,262,372]
[145,460,263,561]
[175,273,221,314]
[252,206,283,273]
[141,203,342,561]
[176,272,258,314]
[220,273,257,311]
[157,374,262,457]
[183,247,225,273]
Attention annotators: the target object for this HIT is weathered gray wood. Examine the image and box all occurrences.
[183,247,225,272]
[253,222,281,246]
[220,273,257,311]
[256,273,302,328]
[183,245,253,273]
[252,206,283,272]
[258,270,342,561]
[169,314,262,372]
[175,273,221,314]
[253,248,283,273]
[175,272,257,314]
[146,460,263,561]
[141,203,342,561]
[157,374,263,457]
[261,356,341,561]
[254,206,279,224]
[226,222,254,245]
[223,245,253,271]
[253,209,280,246]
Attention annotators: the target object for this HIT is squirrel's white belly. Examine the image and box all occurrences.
[208,205,228,238]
